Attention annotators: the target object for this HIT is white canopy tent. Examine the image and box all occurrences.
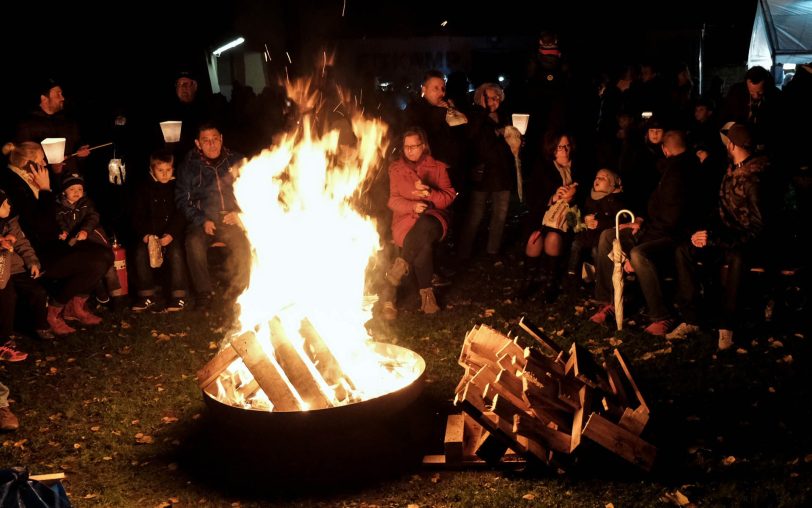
[748,0,812,70]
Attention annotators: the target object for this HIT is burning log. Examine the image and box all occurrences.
[300,318,354,402]
[268,318,332,410]
[431,321,657,470]
[230,331,301,411]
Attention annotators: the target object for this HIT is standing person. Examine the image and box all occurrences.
[16,77,90,175]
[1,189,52,361]
[383,128,456,318]
[457,83,516,259]
[175,123,250,310]
[130,149,187,312]
[0,143,111,334]
[0,382,19,431]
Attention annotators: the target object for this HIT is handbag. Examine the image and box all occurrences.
[148,235,164,268]
[542,200,571,232]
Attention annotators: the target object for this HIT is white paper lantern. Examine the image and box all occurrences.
[41,138,66,164]
[511,114,530,136]
[160,121,182,143]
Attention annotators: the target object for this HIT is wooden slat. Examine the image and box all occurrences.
[513,414,572,454]
[269,319,332,410]
[300,318,353,401]
[444,414,465,464]
[570,386,590,452]
[463,413,484,459]
[196,346,239,389]
[618,405,649,435]
[518,316,562,355]
[495,368,523,397]
[613,349,648,412]
[582,413,656,471]
[230,331,301,411]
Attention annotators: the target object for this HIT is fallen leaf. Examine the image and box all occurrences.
[768,387,776,393]
[574,305,584,315]
[90,426,100,432]
[555,329,564,336]
[156,333,171,342]
[102,456,112,461]
[522,493,536,500]
[83,493,99,500]
[155,503,171,508]
[131,419,140,425]
[794,333,804,339]
[782,355,794,363]
[45,356,57,362]
[169,498,179,504]
[135,433,154,444]
[168,463,178,471]
[770,340,784,348]
[73,443,82,449]
[723,456,736,465]
[483,309,495,317]
[408,505,420,508]
[208,342,218,350]
[674,490,690,506]
[161,416,179,424]
[608,337,623,346]
[430,472,440,483]
[736,348,748,355]
[606,504,614,508]
[120,321,131,329]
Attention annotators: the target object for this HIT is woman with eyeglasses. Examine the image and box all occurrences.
[382,127,456,319]
[521,130,585,302]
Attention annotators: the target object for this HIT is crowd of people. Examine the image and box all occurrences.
[1,33,809,432]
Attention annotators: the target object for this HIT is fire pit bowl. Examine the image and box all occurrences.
[198,342,427,485]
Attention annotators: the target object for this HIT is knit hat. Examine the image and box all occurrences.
[37,77,61,99]
[61,172,84,189]
[720,121,753,150]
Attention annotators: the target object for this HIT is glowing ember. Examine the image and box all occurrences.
[207,79,421,411]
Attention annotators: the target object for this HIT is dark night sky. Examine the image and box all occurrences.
[0,0,756,140]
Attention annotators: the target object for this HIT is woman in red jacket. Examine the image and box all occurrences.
[384,128,456,317]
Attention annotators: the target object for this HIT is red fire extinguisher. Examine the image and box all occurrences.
[112,237,129,296]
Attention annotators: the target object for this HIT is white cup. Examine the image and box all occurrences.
[511,114,530,136]
[41,138,66,164]
[160,121,182,143]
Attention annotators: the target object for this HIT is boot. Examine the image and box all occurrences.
[517,255,541,300]
[419,288,440,314]
[385,257,410,287]
[542,254,563,303]
[63,296,103,325]
[47,305,76,336]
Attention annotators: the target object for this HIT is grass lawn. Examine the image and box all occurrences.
[1,248,810,507]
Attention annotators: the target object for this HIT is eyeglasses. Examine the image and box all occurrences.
[200,136,222,145]
[556,144,571,151]
[404,143,424,151]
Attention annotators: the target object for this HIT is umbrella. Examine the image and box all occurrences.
[611,210,636,330]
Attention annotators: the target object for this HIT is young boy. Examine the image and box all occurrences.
[1,189,53,362]
[130,149,187,311]
[55,172,121,311]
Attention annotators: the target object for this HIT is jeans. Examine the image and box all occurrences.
[40,241,113,305]
[457,190,511,258]
[185,223,251,295]
[134,240,188,297]
[402,215,443,289]
[595,228,674,321]
[0,273,49,336]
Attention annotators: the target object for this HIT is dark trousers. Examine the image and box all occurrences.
[0,273,49,336]
[133,240,188,297]
[457,190,511,257]
[402,215,443,289]
[675,242,746,330]
[595,228,674,322]
[40,242,113,305]
[185,223,251,295]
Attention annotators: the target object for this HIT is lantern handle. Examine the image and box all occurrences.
[615,209,636,240]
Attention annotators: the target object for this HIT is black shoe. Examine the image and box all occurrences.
[166,297,186,312]
[131,296,158,312]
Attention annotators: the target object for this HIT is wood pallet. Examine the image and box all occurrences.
[423,318,656,470]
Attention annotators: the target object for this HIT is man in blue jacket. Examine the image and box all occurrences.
[175,123,250,310]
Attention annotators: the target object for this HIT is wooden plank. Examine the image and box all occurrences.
[570,385,590,452]
[463,413,484,459]
[582,413,657,471]
[569,343,612,392]
[237,378,260,398]
[422,453,526,469]
[518,316,562,355]
[196,346,239,389]
[474,432,510,464]
[496,339,525,365]
[444,414,465,464]
[523,347,565,378]
[513,414,572,454]
[230,331,301,411]
[484,382,531,414]
[495,368,523,397]
[618,405,650,436]
[613,349,649,412]
[29,473,66,485]
[300,318,353,401]
[269,318,332,410]
[604,361,630,406]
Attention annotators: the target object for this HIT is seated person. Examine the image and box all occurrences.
[0,142,111,334]
[131,149,188,312]
[55,171,121,306]
[383,127,456,319]
[1,189,52,362]
[175,123,250,310]
[566,168,626,289]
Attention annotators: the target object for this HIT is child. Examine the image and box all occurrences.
[566,169,626,289]
[130,149,187,312]
[1,189,53,362]
[55,172,121,310]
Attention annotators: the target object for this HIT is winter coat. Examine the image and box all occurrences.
[55,195,109,246]
[578,192,626,248]
[467,107,516,193]
[16,109,84,173]
[388,155,456,248]
[132,176,185,241]
[715,155,771,248]
[175,148,244,228]
[0,216,40,277]
[641,151,697,243]
[0,166,61,252]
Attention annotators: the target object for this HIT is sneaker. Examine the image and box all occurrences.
[0,406,19,431]
[718,329,734,350]
[589,304,615,324]
[131,296,158,312]
[666,322,700,341]
[644,319,673,337]
[166,297,186,312]
[0,341,28,362]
